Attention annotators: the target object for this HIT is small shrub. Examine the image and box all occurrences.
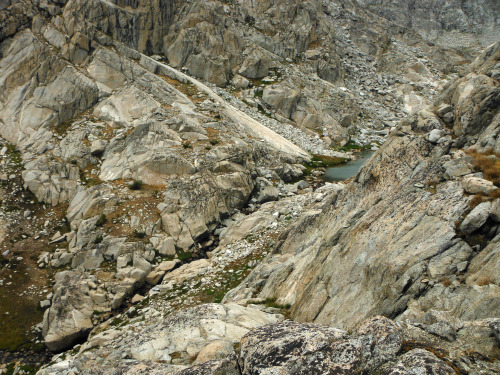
[469,194,484,209]
[129,180,143,190]
[253,298,292,310]
[476,276,494,286]
[245,15,255,25]
[134,230,146,239]
[205,146,212,151]
[182,141,192,149]
[440,277,452,287]
[209,138,219,145]
[96,214,107,227]
[466,150,500,186]
[490,189,500,199]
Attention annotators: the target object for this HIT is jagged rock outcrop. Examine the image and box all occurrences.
[37,308,500,374]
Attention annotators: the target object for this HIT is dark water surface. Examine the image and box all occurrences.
[323,150,374,182]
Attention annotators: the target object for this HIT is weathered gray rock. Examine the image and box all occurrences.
[460,201,491,234]
[226,46,500,331]
[42,271,100,352]
[22,156,80,206]
[426,321,456,342]
[491,199,500,222]
[239,321,348,374]
[255,186,279,204]
[262,83,301,119]
[90,139,107,156]
[232,74,250,89]
[443,158,473,178]
[386,349,455,375]
[238,47,272,80]
[462,176,498,195]
[428,129,445,144]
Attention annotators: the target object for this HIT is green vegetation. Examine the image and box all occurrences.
[182,141,192,149]
[79,168,102,187]
[129,180,143,190]
[244,233,257,243]
[252,297,292,310]
[176,248,193,262]
[337,140,371,152]
[96,213,107,227]
[209,138,219,145]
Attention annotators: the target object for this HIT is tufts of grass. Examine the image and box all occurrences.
[129,180,143,190]
[338,140,371,152]
[469,194,485,209]
[466,150,500,186]
[253,297,291,310]
[308,154,349,168]
[475,276,494,286]
[176,248,192,262]
[96,213,107,227]
[440,277,452,287]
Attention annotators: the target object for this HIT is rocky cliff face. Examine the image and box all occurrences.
[224,42,500,371]
[359,0,500,47]
[0,0,498,373]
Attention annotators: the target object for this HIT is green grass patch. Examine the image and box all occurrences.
[176,249,192,262]
[337,140,371,152]
[301,154,348,177]
[253,297,291,310]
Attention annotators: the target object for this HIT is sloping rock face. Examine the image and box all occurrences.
[226,43,500,331]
